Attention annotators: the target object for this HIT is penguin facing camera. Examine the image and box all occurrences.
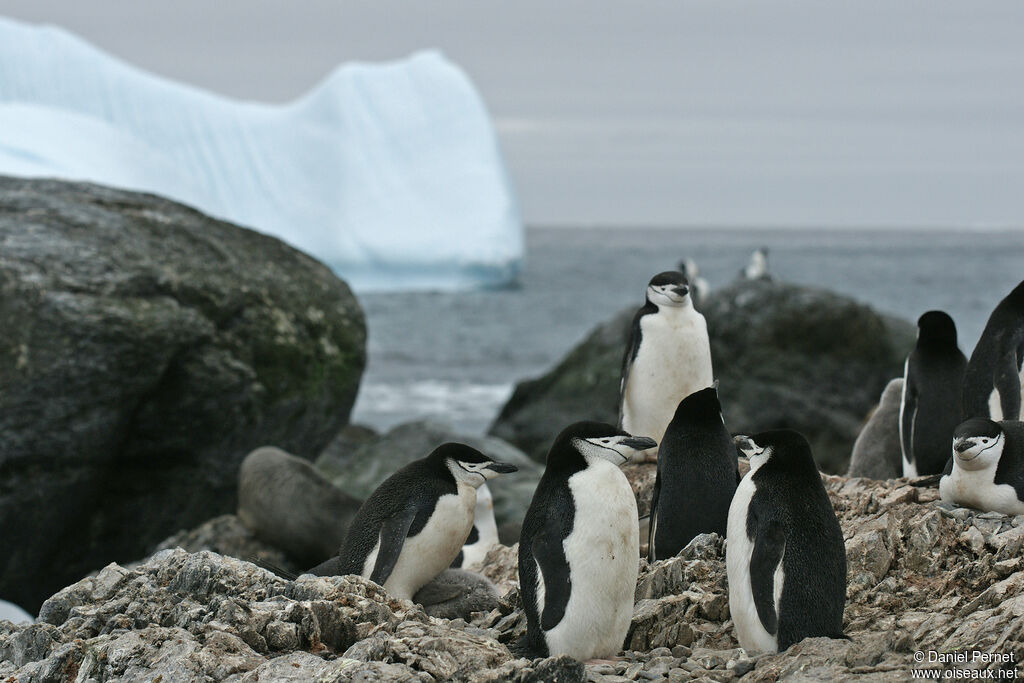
[728,430,846,655]
[939,418,1024,516]
[519,421,656,661]
[619,270,714,463]
[648,386,739,562]
[307,443,517,601]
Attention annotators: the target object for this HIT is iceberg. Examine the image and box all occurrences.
[0,17,523,291]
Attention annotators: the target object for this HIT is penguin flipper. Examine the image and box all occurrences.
[750,519,787,636]
[900,371,918,469]
[533,526,571,631]
[369,505,420,585]
[618,307,648,426]
[648,470,661,562]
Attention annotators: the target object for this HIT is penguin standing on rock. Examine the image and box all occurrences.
[619,271,714,462]
[963,280,1024,421]
[939,418,1024,516]
[307,443,517,601]
[727,430,846,655]
[519,422,656,661]
[648,386,738,561]
[899,311,967,477]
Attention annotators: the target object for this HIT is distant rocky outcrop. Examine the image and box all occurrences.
[317,419,542,542]
[490,278,915,472]
[0,177,366,613]
[3,474,1023,681]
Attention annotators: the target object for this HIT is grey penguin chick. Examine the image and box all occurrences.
[519,421,656,660]
[648,386,738,561]
[963,280,1024,421]
[728,431,846,654]
[847,378,904,480]
[306,443,516,600]
[413,568,500,620]
[900,311,967,477]
[619,270,713,462]
[237,446,361,567]
[940,418,1024,515]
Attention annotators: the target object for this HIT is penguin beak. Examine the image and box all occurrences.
[673,285,689,297]
[621,436,657,451]
[485,461,518,474]
[954,439,976,455]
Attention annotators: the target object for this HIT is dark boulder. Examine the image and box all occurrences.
[0,177,366,612]
[490,278,914,473]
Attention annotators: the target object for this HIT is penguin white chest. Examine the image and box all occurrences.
[623,310,713,446]
[940,465,1024,516]
[726,474,783,654]
[380,485,476,601]
[544,459,639,660]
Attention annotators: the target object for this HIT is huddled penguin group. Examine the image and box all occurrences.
[259,270,1024,666]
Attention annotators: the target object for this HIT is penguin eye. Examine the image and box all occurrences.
[982,439,989,444]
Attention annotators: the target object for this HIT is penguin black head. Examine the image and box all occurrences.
[733,429,817,477]
[916,310,958,347]
[952,418,1005,471]
[646,271,690,308]
[546,421,657,471]
[671,385,723,426]
[428,443,518,487]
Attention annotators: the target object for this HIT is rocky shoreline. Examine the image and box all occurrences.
[3,473,1023,681]
[3,178,1020,681]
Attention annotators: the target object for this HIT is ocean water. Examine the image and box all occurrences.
[350,227,1024,435]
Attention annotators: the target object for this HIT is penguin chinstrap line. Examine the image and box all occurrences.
[963,280,1024,422]
[518,421,656,661]
[306,443,517,601]
[648,386,739,562]
[940,418,1024,516]
[727,431,847,655]
[899,311,967,477]
[619,270,714,463]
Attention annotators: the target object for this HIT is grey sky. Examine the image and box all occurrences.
[2,1,1023,227]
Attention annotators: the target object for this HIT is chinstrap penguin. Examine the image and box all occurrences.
[742,248,771,281]
[307,443,517,600]
[451,482,499,569]
[727,430,846,654]
[939,418,1024,516]
[648,386,739,561]
[963,280,1024,421]
[847,378,904,480]
[899,311,967,477]
[619,270,714,462]
[519,421,656,661]
[237,446,361,567]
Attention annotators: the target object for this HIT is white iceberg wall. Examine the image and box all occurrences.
[0,18,523,291]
